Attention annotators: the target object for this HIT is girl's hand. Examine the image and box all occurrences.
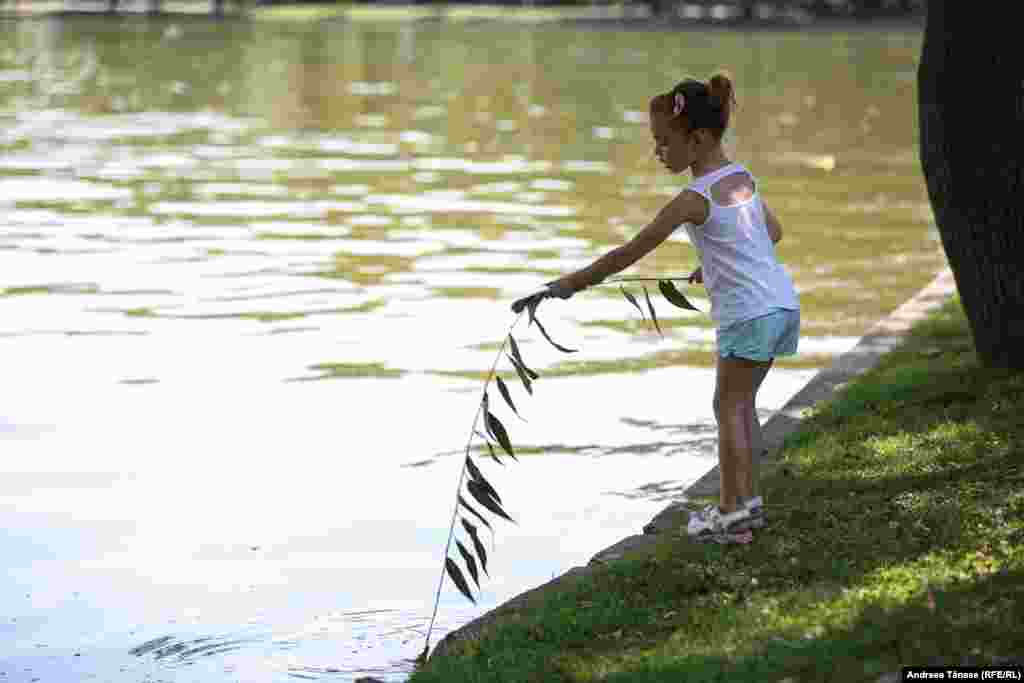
[510,278,576,313]
[543,278,577,300]
[687,267,704,285]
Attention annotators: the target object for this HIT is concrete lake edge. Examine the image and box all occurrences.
[428,266,958,661]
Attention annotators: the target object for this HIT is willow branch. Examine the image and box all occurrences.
[421,310,525,659]
[603,275,695,283]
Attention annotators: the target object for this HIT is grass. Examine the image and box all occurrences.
[412,296,1024,682]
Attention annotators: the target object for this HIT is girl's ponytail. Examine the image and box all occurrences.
[706,72,736,132]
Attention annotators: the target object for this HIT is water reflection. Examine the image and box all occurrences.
[0,15,941,683]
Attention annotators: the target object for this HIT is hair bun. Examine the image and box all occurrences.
[706,73,735,108]
[706,72,735,126]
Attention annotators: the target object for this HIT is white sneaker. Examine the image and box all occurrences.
[740,495,766,530]
[686,504,753,540]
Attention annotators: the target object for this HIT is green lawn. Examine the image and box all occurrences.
[412,296,1024,682]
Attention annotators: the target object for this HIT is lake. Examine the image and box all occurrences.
[0,13,943,682]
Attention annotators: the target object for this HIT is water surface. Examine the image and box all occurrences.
[0,15,941,682]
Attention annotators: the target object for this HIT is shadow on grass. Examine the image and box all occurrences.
[602,566,1024,683]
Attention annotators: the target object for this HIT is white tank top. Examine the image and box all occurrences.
[680,162,799,329]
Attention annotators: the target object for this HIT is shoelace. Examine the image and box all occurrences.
[697,504,717,519]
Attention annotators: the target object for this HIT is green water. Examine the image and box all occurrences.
[0,18,941,347]
[0,15,942,683]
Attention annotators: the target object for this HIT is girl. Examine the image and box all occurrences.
[514,74,800,541]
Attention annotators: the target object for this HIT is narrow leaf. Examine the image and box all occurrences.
[458,493,493,531]
[495,376,523,420]
[461,518,489,576]
[445,557,476,604]
[483,439,502,465]
[643,285,662,337]
[481,391,494,442]
[465,455,502,505]
[658,279,700,311]
[533,313,578,354]
[620,285,646,321]
[455,539,480,588]
[508,335,539,380]
[468,479,516,523]
[474,430,503,465]
[486,411,517,461]
[506,353,534,395]
[526,294,541,328]
[511,291,542,314]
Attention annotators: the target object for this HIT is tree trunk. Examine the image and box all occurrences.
[918,2,1024,369]
[739,0,756,22]
[855,0,884,19]
[646,0,671,18]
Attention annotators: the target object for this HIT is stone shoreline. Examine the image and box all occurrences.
[429,267,957,661]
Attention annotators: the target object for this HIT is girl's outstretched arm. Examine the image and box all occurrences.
[550,190,707,295]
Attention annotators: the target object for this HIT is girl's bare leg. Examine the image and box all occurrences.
[744,362,772,498]
[714,355,773,512]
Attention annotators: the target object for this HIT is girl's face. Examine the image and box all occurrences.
[650,110,696,174]
[650,110,712,175]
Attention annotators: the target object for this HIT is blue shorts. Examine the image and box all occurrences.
[717,308,800,362]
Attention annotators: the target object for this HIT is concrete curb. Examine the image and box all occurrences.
[430,267,957,660]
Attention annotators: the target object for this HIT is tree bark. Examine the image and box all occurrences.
[918,1,1024,368]
[855,0,884,19]
[740,0,757,22]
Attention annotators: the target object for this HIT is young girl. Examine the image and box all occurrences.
[514,73,800,541]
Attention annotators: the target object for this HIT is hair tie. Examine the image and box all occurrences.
[672,92,686,117]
